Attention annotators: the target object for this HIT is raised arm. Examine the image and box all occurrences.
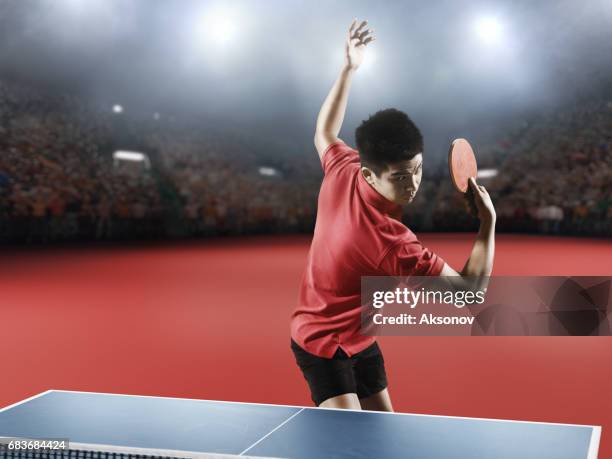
[314,19,375,158]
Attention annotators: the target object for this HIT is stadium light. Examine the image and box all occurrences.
[200,6,238,45]
[474,16,503,44]
[112,104,123,114]
[113,150,151,170]
[360,49,377,72]
[114,151,146,161]
[258,167,279,177]
[477,169,498,179]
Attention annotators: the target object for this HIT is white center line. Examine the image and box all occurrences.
[239,408,305,456]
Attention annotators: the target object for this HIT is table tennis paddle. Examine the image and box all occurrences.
[448,138,478,193]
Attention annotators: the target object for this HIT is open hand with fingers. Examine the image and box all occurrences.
[345,19,376,71]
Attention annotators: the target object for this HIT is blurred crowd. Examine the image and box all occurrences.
[0,80,164,242]
[0,79,610,244]
[144,119,319,236]
[0,80,318,243]
[488,101,611,235]
[410,100,611,236]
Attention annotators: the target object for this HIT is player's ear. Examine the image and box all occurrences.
[361,166,376,185]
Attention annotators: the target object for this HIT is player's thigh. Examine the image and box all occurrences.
[359,388,393,412]
[291,340,358,407]
[319,393,361,409]
[352,341,389,409]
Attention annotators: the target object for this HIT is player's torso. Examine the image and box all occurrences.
[305,164,406,296]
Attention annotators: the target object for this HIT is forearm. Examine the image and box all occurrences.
[461,218,496,277]
[440,179,496,296]
[315,65,355,137]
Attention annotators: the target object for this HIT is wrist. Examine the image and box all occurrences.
[479,216,496,232]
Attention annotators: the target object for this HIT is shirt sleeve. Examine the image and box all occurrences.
[320,141,359,175]
[379,237,445,277]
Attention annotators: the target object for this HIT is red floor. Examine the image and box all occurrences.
[1,234,611,455]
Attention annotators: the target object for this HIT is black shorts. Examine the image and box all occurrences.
[291,339,388,406]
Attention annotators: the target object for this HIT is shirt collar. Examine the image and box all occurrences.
[357,170,403,216]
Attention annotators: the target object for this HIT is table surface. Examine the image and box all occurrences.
[0,390,601,459]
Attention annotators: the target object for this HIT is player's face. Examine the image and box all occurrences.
[363,154,423,205]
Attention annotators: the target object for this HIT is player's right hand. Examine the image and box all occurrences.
[468,177,496,223]
[344,19,375,71]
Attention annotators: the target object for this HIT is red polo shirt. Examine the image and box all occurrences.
[291,141,445,358]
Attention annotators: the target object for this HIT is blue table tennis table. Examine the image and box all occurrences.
[0,390,601,458]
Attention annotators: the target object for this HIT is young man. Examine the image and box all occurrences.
[290,20,496,411]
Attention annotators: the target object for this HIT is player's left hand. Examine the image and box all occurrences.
[345,19,375,71]
[466,177,496,223]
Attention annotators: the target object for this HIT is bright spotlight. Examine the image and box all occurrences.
[201,8,238,45]
[112,104,123,114]
[113,150,151,170]
[475,16,503,44]
[258,167,279,177]
[113,151,147,162]
[477,169,498,179]
[360,49,377,71]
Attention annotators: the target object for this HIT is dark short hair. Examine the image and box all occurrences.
[355,108,423,175]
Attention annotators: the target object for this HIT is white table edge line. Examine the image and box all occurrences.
[587,425,601,459]
[0,390,54,413]
[239,408,305,456]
